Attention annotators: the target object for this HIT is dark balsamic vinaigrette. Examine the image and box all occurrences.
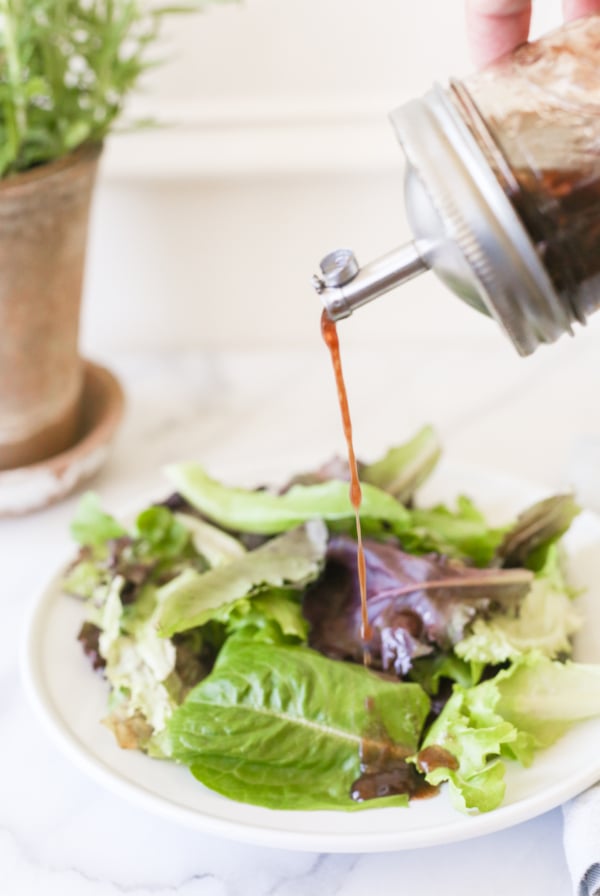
[321,313,459,803]
[350,707,460,803]
[350,699,438,803]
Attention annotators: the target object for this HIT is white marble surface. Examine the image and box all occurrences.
[5,338,600,896]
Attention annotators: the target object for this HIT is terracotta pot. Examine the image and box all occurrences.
[0,143,102,470]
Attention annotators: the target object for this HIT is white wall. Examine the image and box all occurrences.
[81,0,565,355]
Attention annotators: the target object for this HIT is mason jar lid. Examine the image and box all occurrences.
[389,85,573,356]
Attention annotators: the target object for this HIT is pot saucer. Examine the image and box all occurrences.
[0,360,124,516]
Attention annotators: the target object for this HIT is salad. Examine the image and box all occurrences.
[63,426,600,814]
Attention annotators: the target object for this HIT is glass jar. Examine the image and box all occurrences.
[452,14,600,327]
[313,15,600,356]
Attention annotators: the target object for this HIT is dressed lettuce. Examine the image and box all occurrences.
[167,639,430,810]
[65,427,593,816]
[303,534,532,675]
[415,654,600,813]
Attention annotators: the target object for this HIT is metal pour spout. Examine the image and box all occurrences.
[311,243,428,321]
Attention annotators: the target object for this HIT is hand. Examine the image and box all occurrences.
[466,0,600,67]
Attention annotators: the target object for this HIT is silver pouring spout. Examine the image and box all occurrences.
[311,244,428,321]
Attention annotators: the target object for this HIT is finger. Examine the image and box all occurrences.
[563,0,600,19]
[466,0,532,67]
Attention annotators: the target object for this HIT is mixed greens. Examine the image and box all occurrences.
[64,426,600,813]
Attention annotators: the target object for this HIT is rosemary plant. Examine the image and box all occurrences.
[0,0,227,177]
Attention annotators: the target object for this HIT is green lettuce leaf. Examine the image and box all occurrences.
[175,513,246,567]
[360,425,441,503]
[165,463,410,534]
[407,497,507,567]
[89,577,179,737]
[408,653,482,695]
[70,492,128,547]
[415,654,600,813]
[62,558,104,599]
[455,546,581,665]
[494,654,600,748]
[168,640,430,810]
[221,589,309,644]
[156,521,328,637]
[134,506,190,559]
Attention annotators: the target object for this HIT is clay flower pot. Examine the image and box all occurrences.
[0,143,103,470]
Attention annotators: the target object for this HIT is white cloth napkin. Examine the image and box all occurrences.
[562,437,600,895]
[563,788,600,896]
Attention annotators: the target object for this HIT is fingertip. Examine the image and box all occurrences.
[466,8,532,68]
[563,0,600,20]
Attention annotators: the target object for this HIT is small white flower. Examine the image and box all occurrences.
[118,39,139,62]
[79,0,95,11]
[73,28,89,43]
[105,88,120,106]
[81,70,96,88]
[31,95,53,111]
[68,54,88,74]
[64,71,79,89]
[79,95,92,110]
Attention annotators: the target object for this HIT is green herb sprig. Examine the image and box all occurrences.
[0,0,229,177]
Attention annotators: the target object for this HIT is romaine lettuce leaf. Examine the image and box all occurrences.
[167,640,430,810]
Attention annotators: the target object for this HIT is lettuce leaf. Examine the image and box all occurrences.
[415,654,600,813]
[221,589,309,644]
[280,426,440,504]
[157,521,328,637]
[494,494,580,569]
[304,535,533,676]
[167,640,430,810]
[90,578,179,738]
[175,513,246,567]
[70,492,128,548]
[165,463,411,535]
[360,425,441,503]
[406,497,507,567]
[455,546,581,665]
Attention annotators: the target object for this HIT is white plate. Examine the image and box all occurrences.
[20,461,600,853]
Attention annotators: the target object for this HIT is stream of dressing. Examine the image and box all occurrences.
[320,311,372,650]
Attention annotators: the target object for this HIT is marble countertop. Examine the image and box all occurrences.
[5,339,600,896]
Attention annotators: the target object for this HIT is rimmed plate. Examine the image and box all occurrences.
[20,462,600,853]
